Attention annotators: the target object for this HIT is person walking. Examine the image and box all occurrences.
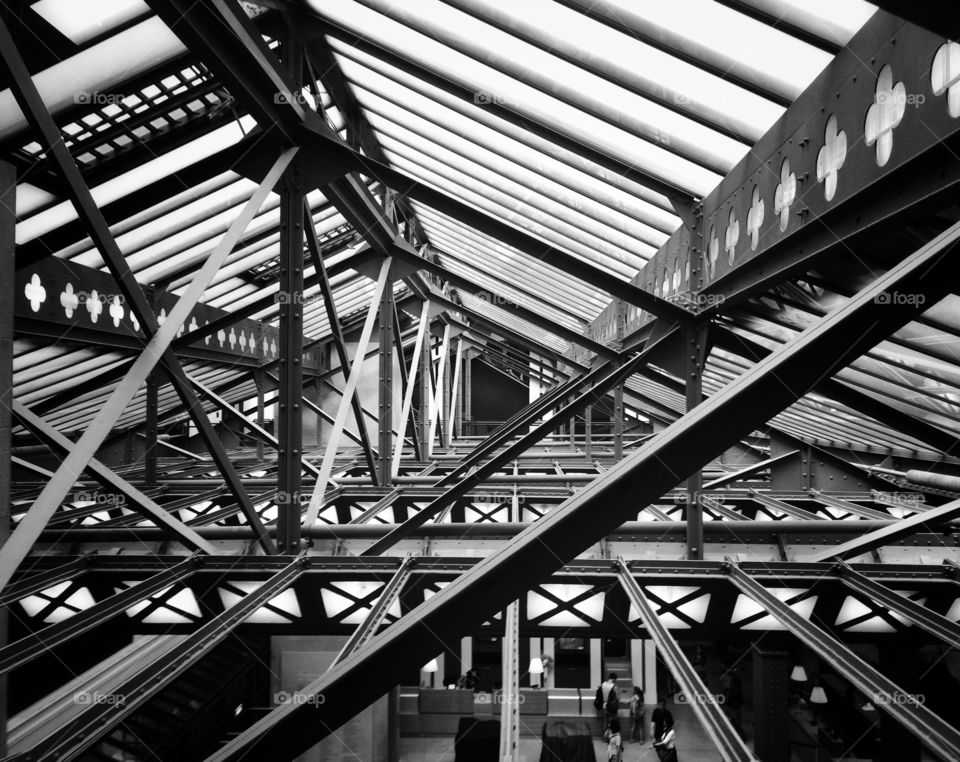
[650,697,674,744]
[653,720,679,762]
[630,686,645,741]
[604,718,624,762]
[594,672,619,735]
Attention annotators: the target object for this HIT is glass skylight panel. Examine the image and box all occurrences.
[348,0,747,170]
[730,0,876,48]
[381,143,650,275]
[446,0,783,143]
[16,117,256,245]
[348,80,671,246]
[0,17,184,142]
[366,109,660,260]
[329,38,678,216]
[15,183,56,218]
[31,0,148,45]
[310,0,720,196]
[595,0,832,100]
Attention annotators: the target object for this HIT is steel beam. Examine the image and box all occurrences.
[703,451,800,489]
[144,374,159,487]
[0,21,283,561]
[13,402,218,555]
[833,560,960,646]
[499,600,520,762]
[617,558,756,762]
[748,490,821,521]
[360,339,676,556]
[305,257,393,525]
[208,214,960,758]
[304,200,381,482]
[378,276,395,484]
[0,157,12,756]
[392,302,430,477]
[724,559,960,760]
[0,554,200,675]
[278,111,306,552]
[808,497,960,562]
[332,555,415,665]
[186,375,320,478]
[11,555,307,762]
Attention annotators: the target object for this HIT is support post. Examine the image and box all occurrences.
[463,351,472,436]
[0,158,14,756]
[378,277,394,484]
[419,326,432,457]
[685,323,707,560]
[499,600,520,762]
[277,27,305,553]
[751,646,790,762]
[254,370,266,461]
[584,403,592,458]
[144,373,158,487]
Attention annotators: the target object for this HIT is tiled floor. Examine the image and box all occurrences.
[401,703,726,761]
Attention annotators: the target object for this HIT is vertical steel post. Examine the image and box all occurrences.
[0,159,15,756]
[463,350,472,436]
[254,370,266,461]
[584,403,592,459]
[499,600,520,762]
[419,327,432,457]
[446,338,463,443]
[685,323,707,560]
[277,29,304,553]
[613,300,626,461]
[378,279,394,484]
[144,373,158,487]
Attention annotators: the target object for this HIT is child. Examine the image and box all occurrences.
[604,718,623,762]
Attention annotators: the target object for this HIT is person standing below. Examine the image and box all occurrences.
[650,697,674,744]
[594,672,619,734]
[630,686,645,741]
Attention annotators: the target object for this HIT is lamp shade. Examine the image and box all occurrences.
[809,686,828,704]
[529,657,544,675]
[422,658,439,673]
[790,665,808,682]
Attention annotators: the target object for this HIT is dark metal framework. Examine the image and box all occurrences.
[1,0,959,759]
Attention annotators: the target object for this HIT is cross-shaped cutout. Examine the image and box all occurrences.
[108,295,124,327]
[270,339,278,356]
[816,114,847,201]
[85,290,103,323]
[157,308,167,325]
[932,41,960,117]
[25,273,46,312]
[672,261,681,292]
[188,317,198,333]
[60,283,79,318]
[239,330,247,351]
[865,64,905,167]
[217,329,226,347]
[774,158,796,231]
[228,328,237,349]
[704,226,719,279]
[746,185,764,250]
[131,314,139,334]
[724,208,739,266]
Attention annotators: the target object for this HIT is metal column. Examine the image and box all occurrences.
[276,28,305,553]
[378,277,394,484]
[499,600,520,762]
[254,370,265,462]
[144,374,158,487]
[0,158,14,757]
[463,351,472,435]
[686,323,707,560]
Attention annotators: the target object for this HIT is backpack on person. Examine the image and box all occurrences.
[605,685,619,715]
[594,685,605,711]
